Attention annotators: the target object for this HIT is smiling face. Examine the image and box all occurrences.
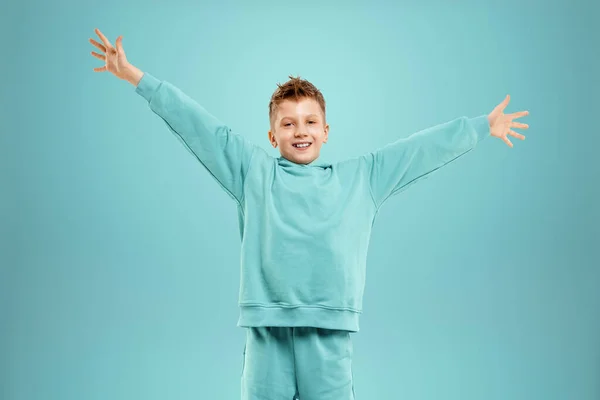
[268,97,329,165]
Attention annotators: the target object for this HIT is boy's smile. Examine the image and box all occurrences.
[268,97,329,165]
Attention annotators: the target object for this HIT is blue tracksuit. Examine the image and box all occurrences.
[135,72,491,399]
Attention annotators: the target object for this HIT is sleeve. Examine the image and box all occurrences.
[135,72,257,205]
[363,115,490,209]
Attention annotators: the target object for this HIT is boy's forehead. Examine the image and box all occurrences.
[276,98,322,118]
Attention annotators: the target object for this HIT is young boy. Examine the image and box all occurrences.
[89,29,529,400]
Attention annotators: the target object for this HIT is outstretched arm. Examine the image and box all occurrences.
[89,29,257,205]
[363,98,529,209]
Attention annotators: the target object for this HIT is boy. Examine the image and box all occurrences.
[89,29,529,400]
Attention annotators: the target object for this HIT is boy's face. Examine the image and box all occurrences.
[268,97,329,165]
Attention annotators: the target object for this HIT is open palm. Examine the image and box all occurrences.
[487,95,530,148]
[89,28,130,80]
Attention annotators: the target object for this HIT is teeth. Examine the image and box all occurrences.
[295,143,310,148]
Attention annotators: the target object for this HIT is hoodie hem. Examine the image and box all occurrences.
[237,304,360,332]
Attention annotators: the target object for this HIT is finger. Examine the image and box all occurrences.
[508,110,529,119]
[95,28,113,48]
[116,35,124,53]
[89,38,106,53]
[93,66,107,72]
[508,130,526,140]
[494,94,510,113]
[502,136,514,148]
[511,121,529,129]
[90,51,106,61]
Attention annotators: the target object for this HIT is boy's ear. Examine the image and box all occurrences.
[323,124,330,143]
[268,130,278,148]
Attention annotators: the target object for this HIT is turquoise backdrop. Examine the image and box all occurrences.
[2,0,598,399]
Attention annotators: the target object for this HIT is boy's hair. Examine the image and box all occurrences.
[268,75,326,126]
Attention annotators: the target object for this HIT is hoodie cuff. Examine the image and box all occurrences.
[470,114,491,143]
[134,72,162,102]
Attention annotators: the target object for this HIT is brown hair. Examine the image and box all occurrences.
[268,75,326,126]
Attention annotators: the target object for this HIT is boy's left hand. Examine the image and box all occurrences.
[487,95,529,148]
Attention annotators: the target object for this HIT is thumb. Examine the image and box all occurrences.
[500,94,510,110]
[491,94,509,116]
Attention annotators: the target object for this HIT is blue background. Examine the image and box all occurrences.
[2,0,599,399]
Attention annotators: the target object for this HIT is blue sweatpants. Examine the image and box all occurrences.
[241,327,356,400]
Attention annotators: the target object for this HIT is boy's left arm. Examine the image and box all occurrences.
[364,95,529,209]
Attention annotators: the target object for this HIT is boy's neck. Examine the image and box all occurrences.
[278,155,330,168]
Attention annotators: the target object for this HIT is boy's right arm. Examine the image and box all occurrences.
[126,66,257,205]
[90,29,257,205]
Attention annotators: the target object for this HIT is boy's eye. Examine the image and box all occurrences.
[283,121,315,126]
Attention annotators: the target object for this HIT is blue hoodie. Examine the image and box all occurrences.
[135,73,490,332]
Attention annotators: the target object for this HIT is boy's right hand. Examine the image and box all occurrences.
[89,28,142,85]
